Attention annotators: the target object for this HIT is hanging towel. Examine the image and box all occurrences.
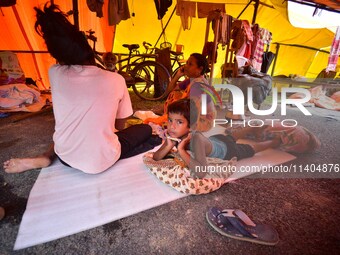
[108,0,130,25]
[176,0,196,30]
[211,13,232,46]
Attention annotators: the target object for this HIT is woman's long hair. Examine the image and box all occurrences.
[34,2,95,65]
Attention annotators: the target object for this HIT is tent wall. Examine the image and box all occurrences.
[0,0,115,89]
[114,0,336,79]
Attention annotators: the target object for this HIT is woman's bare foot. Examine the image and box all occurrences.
[3,157,51,173]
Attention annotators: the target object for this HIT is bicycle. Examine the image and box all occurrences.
[144,40,186,77]
[85,30,171,101]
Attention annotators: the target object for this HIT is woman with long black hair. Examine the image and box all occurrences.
[4,2,157,174]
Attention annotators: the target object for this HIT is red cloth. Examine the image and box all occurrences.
[242,20,253,42]
[231,20,253,58]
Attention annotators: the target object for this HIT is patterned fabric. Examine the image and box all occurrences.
[250,26,271,71]
[0,51,25,85]
[143,152,236,195]
[250,25,263,71]
[326,26,340,72]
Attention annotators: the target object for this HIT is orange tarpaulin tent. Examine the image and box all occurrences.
[0,0,114,90]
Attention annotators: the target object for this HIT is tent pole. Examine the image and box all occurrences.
[274,42,330,54]
[72,0,79,30]
[154,6,176,48]
[271,43,280,76]
[252,0,259,24]
[237,0,253,19]
[209,15,220,85]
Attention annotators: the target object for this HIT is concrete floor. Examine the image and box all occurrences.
[0,102,339,255]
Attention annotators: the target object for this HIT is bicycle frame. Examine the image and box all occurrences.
[86,30,172,101]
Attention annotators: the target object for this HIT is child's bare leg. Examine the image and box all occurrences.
[250,137,281,153]
[3,144,55,174]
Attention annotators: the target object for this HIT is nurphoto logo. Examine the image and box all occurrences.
[200,84,312,127]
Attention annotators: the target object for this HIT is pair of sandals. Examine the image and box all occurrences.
[206,207,279,246]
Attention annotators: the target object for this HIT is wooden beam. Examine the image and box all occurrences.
[237,0,253,19]
[272,42,330,54]
[271,43,280,76]
[252,0,260,24]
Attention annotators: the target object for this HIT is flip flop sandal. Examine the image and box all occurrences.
[206,207,279,246]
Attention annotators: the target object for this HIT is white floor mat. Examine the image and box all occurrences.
[14,154,187,250]
[14,125,296,250]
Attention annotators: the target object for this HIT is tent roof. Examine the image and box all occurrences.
[289,0,340,12]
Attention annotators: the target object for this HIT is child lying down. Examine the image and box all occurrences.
[152,99,281,178]
[143,99,282,194]
[143,99,321,194]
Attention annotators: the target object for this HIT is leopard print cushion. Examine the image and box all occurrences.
[143,152,236,195]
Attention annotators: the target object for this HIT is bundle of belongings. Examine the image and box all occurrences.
[230,65,272,106]
[289,85,340,111]
[0,51,46,113]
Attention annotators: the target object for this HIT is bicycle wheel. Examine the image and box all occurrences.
[131,61,171,101]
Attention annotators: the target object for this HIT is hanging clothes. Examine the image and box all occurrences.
[176,0,196,30]
[108,0,130,25]
[251,25,272,71]
[231,20,253,59]
[326,26,340,72]
[86,0,104,18]
[250,24,263,71]
[154,0,172,20]
[211,13,233,46]
[196,2,225,18]
[261,51,275,73]
[202,41,217,64]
